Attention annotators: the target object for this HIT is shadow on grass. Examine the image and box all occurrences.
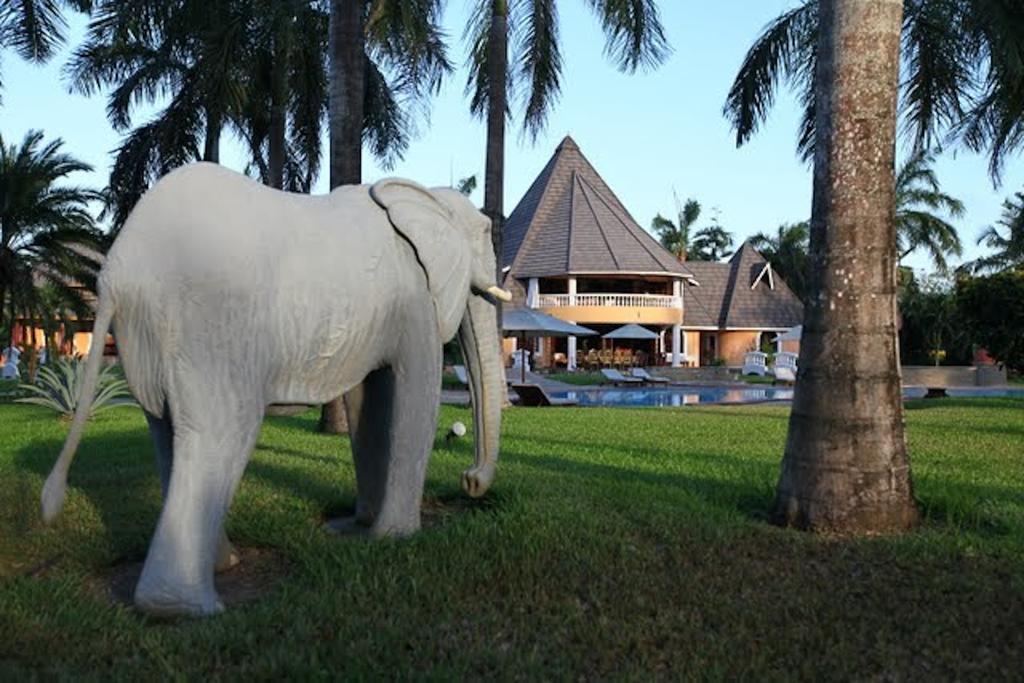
[904,397,1024,411]
[504,447,775,522]
[12,431,161,556]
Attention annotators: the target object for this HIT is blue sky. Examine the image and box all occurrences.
[3,1,1021,273]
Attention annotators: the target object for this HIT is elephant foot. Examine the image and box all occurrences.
[323,515,419,538]
[215,537,241,573]
[134,572,223,618]
[322,516,371,537]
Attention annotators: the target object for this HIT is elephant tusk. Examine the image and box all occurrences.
[486,286,513,302]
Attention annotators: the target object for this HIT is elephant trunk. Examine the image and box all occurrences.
[456,293,503,497]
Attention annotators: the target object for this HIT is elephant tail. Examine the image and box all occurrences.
[41,297,115,523]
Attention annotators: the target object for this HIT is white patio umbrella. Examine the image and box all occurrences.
[502,308,598,382]
[602,324,659,340]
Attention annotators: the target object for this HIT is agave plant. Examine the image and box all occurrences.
[17,358,136,420]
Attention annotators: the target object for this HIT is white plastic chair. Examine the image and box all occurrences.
[742,351,768,376]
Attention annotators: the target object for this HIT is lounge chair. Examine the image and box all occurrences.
[631,367,670,384]
[600,368,643,385]
[771,352,798,383]
[742,351,769,376]
[510,383,579,407]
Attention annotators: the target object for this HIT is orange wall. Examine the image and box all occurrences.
[781,340,800,355]
[684,331,701,366]
[718,331,761,366]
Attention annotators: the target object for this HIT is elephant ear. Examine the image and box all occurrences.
[370,178,473,342]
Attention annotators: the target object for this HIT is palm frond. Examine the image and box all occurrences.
[583,0,670,73]
[517,0,561,140]
[723,1,816,149]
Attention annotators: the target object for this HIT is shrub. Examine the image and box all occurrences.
[17,359,136,420]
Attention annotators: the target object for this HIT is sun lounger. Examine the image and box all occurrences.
[510,383,579,407]
[771,352,798,384]
[600,368,643,385]
[631,368,670,384]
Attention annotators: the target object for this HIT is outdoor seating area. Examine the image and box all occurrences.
[578,348,650,370]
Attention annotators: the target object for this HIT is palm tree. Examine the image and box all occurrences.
[0,131,102,350]
[0,0,92,102]
[691,217,733,261]
[651,198,701,262]
[236,0,328,191]
[970,191,1024,273]
[465,0,672,274]
[895,149,964,271]
[724,0,1024,180]
[67,0,253,228]
[320,0,451,434]
[750,222,811,302]
[774,0,919,534]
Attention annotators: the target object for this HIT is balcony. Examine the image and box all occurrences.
[536,293,683,326]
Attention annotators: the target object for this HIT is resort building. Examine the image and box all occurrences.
[501,137,804,369]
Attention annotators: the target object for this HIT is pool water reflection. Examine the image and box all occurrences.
[548,386,794,407]
[547,385,1024,407]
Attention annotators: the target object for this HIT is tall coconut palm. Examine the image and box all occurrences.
[320,0,451,434]
[466,0,671,275]
[651,197,701,262]
[750,222,811,302]
[0,0,92,102]
[67,0,253,228]
[236,0,328,191]
[970,191,1024,273]
[691,219,733,261]
[0,131,102,347]
[724,0,1024,180]
[774,0,919,534]
[895,148,964,271]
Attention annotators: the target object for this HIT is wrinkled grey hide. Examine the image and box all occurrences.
[41,163,508,616]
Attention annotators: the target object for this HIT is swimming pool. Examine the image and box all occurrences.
[546,385,1024,407]
[547,386,794,407]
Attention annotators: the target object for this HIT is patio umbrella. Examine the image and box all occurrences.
[602,324,659,340]
[501,308,598,382]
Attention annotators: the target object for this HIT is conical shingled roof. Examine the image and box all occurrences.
[682,242,804,329]
[503,137,693,279]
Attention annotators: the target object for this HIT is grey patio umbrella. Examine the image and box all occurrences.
[602,324,659,340]
[501,308,598,382]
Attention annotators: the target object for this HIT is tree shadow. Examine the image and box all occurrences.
[904,397,1024,411]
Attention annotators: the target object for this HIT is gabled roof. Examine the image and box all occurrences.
[503,136,693,279]
[683,242,804,329]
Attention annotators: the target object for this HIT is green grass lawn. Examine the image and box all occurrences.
[2,399,1023,678]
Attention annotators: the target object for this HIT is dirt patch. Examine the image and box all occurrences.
[101,547,290,608]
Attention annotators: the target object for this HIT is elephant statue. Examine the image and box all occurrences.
[40,163,510,616]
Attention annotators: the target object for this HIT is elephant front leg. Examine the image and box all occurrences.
[145,409,240,573]
[368,330,442,538]
[135,408,260,616]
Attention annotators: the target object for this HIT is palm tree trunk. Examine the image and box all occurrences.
[484,0,508,277]
[329,0,364,187]
[774,0,918,533]
[203,109,222,163]
[484,0,508,376]
[268,27,290,190]
[320,0,366,434]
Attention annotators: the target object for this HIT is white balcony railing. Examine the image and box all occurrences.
[537,293,682,309]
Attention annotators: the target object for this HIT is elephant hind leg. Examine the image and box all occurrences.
[342,367,395,528]
[144,409,240,573]
[135,400,261,616]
